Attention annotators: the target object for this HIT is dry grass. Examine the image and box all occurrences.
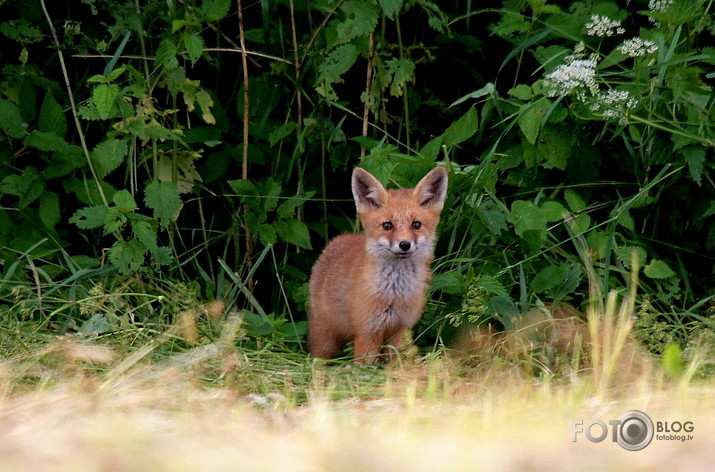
[1,289,714,471]
[1,348,714,471]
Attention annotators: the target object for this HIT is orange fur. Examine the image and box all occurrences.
[308,166,448,363]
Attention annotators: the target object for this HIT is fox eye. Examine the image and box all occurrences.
[412,221,422,229]
[382,222,393,231]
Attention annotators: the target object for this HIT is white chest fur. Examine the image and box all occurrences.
[370,258,425,301]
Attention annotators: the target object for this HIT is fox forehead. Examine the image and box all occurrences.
[360,193,439,226]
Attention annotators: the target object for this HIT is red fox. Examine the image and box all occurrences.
[308,166,448,363]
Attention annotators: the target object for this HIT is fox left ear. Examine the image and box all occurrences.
[413,166,448,210]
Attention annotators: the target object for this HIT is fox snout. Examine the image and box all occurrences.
[386,237,429,259]
[392,239,415,258]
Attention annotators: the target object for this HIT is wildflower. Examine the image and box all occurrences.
[585,15,626,37]
[648,0,673,13]
[618,37,658,57]
[589,89,638,124]
[648,0,673,25]
[544,58,598,97]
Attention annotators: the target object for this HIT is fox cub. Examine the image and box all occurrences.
[308,166,448,363]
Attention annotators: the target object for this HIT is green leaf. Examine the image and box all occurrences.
[103,210,127,235]
[537,127,570,170]
[0,167,44,208]
[644,259,676,279]
[616,210,635,232]
[257,223,277,246]
[92,83,119,120]
[277,194,310,220]
[275,219,312,249]
[132,219,158,252]
[477,200,508,236]
[258,178,282,212]
[108,239,146,273]
[531,265,567,293]
[144,181,182,227]
[545,263,583,301]
[360,155,396,185]
[151,246,174,266]
[0,99,27,138]
[517,99,550,145]
[39,192,60,230]
[38,92,67,138]
[476,275,510,299]
[441,105,479,146]
[43,145,85,179]
[569,213,591,234]
[614,246,646,269]
[171,19,186,33]
[184,32,204,65]
[269,122,297,147]
[194,89,215,124]
[564,189,586,212]
[201,0,231,21]
[70,205,111,230]
[490,11,529,39]
[316,44,358,100]
[24,130,69,152]
[680,145,705,185]
[449,82,495,108]
[507,200,547,239]
[106,66,126,83]
[508,84,532,100]
[419,136,442,160]
[0,18,42,45]
[431,272,465,295]
[378,0,403,18]
[228,178,260,209]
[79,313,111,334]
[336,0,380,43]
[113,190,138,213]
[87,74,108,84]
[63,177,116,206]
[385,58,415,97]
[540,201,567,222]
[91,138,128,179]
[416,0,448,32]
[156,39,179,69]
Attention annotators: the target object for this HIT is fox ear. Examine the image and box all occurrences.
[352,167,388,211]
[413,166,448,210]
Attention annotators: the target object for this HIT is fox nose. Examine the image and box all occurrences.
[398,241,412,252]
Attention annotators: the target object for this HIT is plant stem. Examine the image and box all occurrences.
[361,32,375,158]
[237,0,253,289]
[39,0,108,206]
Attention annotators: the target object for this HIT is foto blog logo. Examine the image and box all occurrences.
[572,410,694,451]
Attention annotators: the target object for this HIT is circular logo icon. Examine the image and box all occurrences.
[617,410,654,451]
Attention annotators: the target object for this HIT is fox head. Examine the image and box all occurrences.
[351,166,448,261]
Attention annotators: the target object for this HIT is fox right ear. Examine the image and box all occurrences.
[352,167,388,211]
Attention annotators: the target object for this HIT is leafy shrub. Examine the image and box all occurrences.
[1,0,713,359]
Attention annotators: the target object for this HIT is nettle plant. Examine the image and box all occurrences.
[484,0,714,311]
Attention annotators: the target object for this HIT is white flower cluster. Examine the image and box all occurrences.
[586,15,625,37]
[648,0,673,13]
[618,37,658,57]
[589,89,638,124]
[648,0,673,25]
[545,58,598,98]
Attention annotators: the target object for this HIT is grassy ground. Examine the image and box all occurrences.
[2,310,714,472]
